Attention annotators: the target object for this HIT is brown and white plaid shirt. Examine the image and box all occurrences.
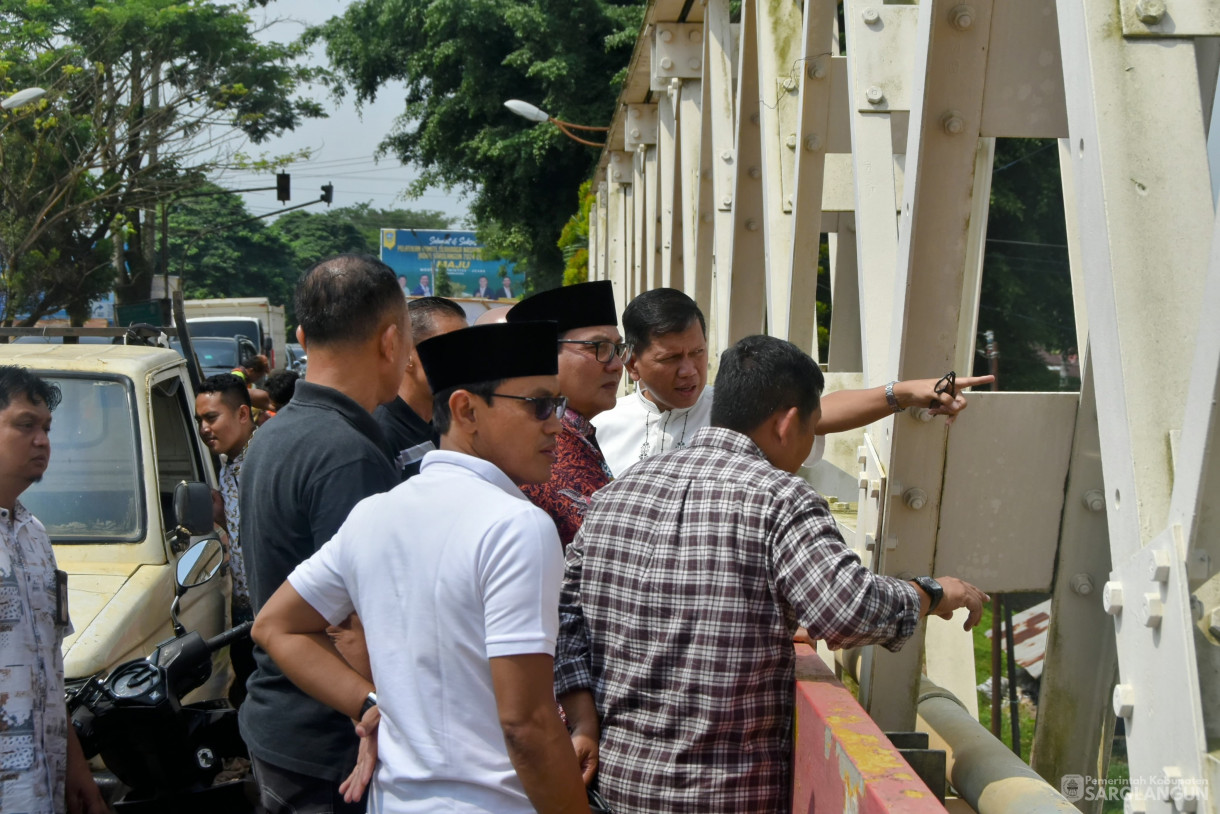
[555,427,921,814]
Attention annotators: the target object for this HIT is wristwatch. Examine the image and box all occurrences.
[359,691,378,718]
[913,576,943,613]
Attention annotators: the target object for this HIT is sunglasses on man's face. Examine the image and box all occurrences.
[491,393,568,421]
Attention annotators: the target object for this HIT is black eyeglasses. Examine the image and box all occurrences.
[558,339,632,364]
[490,393,568,421]
[931,370,956,408]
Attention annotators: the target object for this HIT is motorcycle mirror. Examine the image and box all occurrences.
[172,481,215,537]
[175,538,225,590]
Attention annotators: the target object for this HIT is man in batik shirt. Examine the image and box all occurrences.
[555,336,989,814]
[506,281,628,547]
[0,366,106,814]
[194,372,257,704]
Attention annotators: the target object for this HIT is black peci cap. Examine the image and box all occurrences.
[506,280,617,334]
[416,322,559,393]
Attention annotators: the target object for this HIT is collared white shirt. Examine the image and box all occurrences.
[289,450,563,813]
[0,501,71,814]
[592,386,715,478]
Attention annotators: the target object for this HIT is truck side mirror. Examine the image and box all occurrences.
[172,481,214,537]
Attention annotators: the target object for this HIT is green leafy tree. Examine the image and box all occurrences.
[975,139,1076,391]
[310,0,644,292]
[267,207,373,273]
[0,0,324,322]
[433,263,454,296]
[333,203,453,252]
[167,184,297,309]
[558,180,594,286]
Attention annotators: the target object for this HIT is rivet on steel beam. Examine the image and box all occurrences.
[720,150,733,162]
[942,111,965,135]
[689,57,702,71]
[1102,581,1123,615]
[949,5,975,31]
[862,7,881,25]
[748,166,761,179]
[700,212,711,223]
[1083,489,1105,512]
[750,113,760,125]
[902,488,927,510]
[660,57,674,71]
[807,60,827,80]
[689,29,702,43]
[721,194,733,207]
[909,407,934,422]
[1149,550,1172,583]
[1135,0,1165,24]
[1112,684,1135,718]
[745,219,759,231]
[786,134,797,149]
[659,27,674,42]
[611,153,623,162]
[630,128,641,139]
[1070,573,1094,596]
[803,134,821,152]
[1141,593,1163,628]
[781,77,796,92]
[866,86,885,105]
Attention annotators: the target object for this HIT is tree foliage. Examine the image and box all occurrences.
[974,139,1076,391]
[0,0,324,323]
[310,0,644,291]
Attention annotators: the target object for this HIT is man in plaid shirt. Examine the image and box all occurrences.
[555,335,988,813]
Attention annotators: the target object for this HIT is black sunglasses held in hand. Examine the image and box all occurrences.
[491,393,568,421]
[931,371,956,409]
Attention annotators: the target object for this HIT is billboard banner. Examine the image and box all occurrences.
[380,229,523,300]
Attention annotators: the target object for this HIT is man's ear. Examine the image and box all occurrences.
[378,318,403,364]
[295,325,305,347]
[448,389,478,433]
[238,404,252,425]
[624,353,641,383]
[773,406,803,446]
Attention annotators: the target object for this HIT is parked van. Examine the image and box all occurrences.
[183,297,287,370]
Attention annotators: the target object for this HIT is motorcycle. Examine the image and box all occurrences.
[69,482,256,813]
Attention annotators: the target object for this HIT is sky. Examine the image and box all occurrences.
[211,0,472,224]
[211,2,1220,219]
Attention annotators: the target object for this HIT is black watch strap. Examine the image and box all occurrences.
[360,691,378,718]
[913,576,943,614]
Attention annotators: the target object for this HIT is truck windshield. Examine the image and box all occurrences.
[22,375,144,543]
[186,319,260,345]
[171,338,240,369]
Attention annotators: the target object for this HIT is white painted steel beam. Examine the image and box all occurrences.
[1057,0,1215,806]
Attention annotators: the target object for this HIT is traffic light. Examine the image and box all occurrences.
[276,172,290,202]
[321,183,334,205]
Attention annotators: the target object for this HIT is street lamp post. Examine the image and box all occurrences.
[503,99,608,148]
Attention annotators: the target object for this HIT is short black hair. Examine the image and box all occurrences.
[408,297,468,345]
[264,370,300,408]
[623,288,707,353]
[197,373,252,412]
[0,366,60,412]
[295,254,406,347]
[432,379,501,435]
[711,335,824,434]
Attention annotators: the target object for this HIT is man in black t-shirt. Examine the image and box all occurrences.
[375,296,469,481]
[239,254,410,814]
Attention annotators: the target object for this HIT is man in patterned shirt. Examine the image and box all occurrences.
[194,372,257,703]
[506,281,629,547]
[0,366,105,814]
[555,336,988,813]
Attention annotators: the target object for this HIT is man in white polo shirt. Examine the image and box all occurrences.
[252,322,591,814]
[594,288,994,477]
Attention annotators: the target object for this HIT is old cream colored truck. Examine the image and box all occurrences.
[0,341,231,698]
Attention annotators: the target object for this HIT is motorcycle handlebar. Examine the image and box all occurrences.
[205,621,253,653]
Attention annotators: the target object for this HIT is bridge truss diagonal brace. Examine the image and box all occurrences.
[1056,0,1217,806]
[859,0,998,732]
